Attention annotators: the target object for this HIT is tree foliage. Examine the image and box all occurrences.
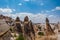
[16,33,24,40]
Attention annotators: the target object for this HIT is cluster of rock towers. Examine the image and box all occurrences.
[14,16,35,40]
[0,15,55,40]
[14,16,55,40]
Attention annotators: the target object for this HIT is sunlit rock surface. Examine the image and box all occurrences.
[0,19,11,40]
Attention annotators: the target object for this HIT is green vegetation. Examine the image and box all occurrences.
[14,33,17,37]
[38,32,44,36]
[10,27,14,32]
[10,27,12,31]
[16,33,24,40]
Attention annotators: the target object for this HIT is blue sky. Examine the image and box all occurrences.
[0,0,60,23]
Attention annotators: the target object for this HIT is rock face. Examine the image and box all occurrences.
[24,16,30,34]
[45,18,54,35]
[29,20,35,36]
[0,18,11,40]
[14,17,22,33]
[23,16,35,40]
[0,30,11,40]
[23,16,31,40]
[29,20,35,40]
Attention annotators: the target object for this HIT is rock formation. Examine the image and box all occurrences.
[45,18,54,35]
[0,17,11,40]
[14,17,22,33]
[29,20,35,40]
[23,16,32,40]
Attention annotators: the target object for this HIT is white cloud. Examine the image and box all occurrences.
[0,8,15,17]
[45,6,60,13]
[24,0,30,2]
[24,0,36,2]
[51,9,55,11]
[51,6,60,12]
[14,13,60,23]
[18,3,22,6]
[12,9,16,11]
[10,12,59,23]
[0,8,59,23]
[55,7,60,10]
[48,15,54,17]
[0,8,12,13]
[40,3,44,6]
[46,10,50,12]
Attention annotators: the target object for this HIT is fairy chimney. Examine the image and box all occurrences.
[45,18,54,35]
[23,16,33,40]
[15,17,22,33]
[24,16,30,33]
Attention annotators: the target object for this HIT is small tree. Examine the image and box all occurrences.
[16,33,24,40]
[38,32,44,36]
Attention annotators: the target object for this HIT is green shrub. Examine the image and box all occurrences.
[14,33,17,37]
[38,32,44,36]
[16,33,24,40]
[10,27,13,31]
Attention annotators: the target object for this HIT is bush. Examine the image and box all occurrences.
[38,32,44,36]
[16,33,24,40]
[10,27,13,31]
[14,33,17,37]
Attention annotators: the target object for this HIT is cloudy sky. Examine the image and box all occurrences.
[0,0,60,23]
